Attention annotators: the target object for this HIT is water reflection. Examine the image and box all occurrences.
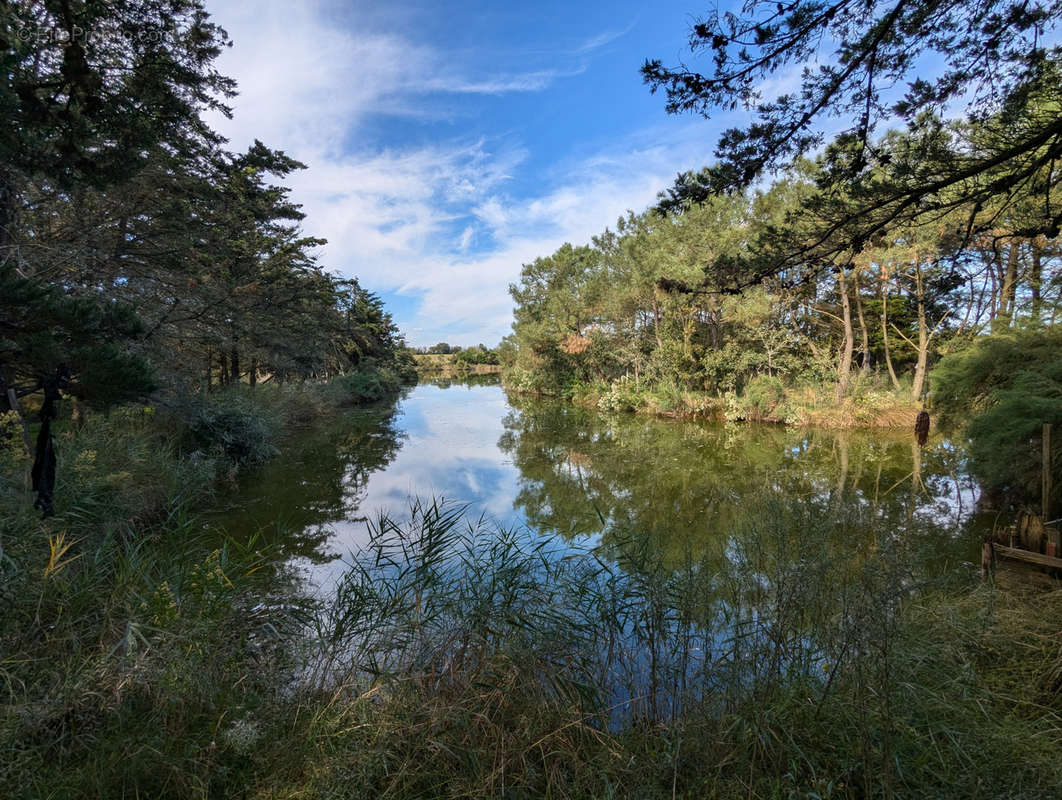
[213,378,985,585]
[500,394,981,566]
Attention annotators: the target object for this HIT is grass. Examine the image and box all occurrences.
[2,384,1061,797]
[250,501,1062,799]
[557,372,920,429]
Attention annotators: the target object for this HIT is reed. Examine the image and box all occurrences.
[3,409,1061,797]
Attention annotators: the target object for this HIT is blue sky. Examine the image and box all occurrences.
[204,0,746,347]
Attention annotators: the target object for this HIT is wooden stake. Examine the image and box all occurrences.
[5,386,32,453]
[1044,422,1052,521]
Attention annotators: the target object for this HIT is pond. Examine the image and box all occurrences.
[212,375,987,591]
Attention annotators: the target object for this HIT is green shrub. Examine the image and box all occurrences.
[330,365,401,404]
[176,391,281,464]
[743,374,786,416]
[933,328,1062,507]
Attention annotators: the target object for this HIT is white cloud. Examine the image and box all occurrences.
[573,21,638,54]
[421,68,585,95]
[203,0,716,347]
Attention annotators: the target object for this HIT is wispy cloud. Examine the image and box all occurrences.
[421,68,585,95]
[574,21,638,54]
[204,0,716,346]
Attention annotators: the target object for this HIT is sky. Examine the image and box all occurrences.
[202,0,743,348]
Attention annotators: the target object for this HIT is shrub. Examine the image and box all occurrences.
[330,366,401,404]
[743,374,786,416]
[176,391,281,464]
[933,328,1062,507]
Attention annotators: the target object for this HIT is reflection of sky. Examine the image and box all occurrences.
[311,382,527,588]
[288,382,986,590]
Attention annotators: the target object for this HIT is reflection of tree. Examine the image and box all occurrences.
[422,374,502,389]
[498,394,976,570]
[212,401,407,562]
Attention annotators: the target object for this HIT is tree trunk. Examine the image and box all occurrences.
[835,266,855,403]
[993,242,1020,331]
[249,358,258,389]
[853,268,870,373]
[230,346,240,385]
[0,167,14,253]
[911,263,929,403]
[1030,240,1043,324]
[881,274,901,391]
[651,295,664,350]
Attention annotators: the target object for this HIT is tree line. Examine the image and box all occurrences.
[1,1,413,423]
[506,155,1060,407]
[508,0,1061,411]
[507,0,1062,507]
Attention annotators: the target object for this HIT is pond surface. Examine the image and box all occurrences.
[212,376,988,590]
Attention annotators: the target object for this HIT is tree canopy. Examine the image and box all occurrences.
[643,0,1062,280]
[1,1,414,512]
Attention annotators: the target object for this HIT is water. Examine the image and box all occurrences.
[212,376,988,591]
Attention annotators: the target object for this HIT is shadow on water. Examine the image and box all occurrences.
[208,393,409,564]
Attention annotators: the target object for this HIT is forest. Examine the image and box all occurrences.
[506,1,1062,512]
[507,163,1060,417]
[0,2,416,512]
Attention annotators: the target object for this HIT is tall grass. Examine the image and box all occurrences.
[265,500,1062,799]
[3,397,1062,797]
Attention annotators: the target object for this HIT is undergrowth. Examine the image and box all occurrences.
[2,381,1060,798]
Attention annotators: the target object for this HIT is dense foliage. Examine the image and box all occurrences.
[933,328,1062,508]
[509,1,1062,440]
[642,0,1062,275]
[0,2,415,513]
[506,163,1060,425]
[0,3,414,396]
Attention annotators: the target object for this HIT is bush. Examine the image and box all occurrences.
[933,328,1062,507]
[329,365,401,404]
[176,391,281,465]
[743,374,786,416]
[598,377,643,413]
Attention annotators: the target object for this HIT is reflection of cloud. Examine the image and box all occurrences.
[321,384,524,560]
[306,383,526,592]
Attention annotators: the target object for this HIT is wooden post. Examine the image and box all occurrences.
[1044,423,1053,520]
[982,537,994,578]
[5,386,32,453]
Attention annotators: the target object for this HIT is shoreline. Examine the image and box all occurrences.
[502,381,925,431]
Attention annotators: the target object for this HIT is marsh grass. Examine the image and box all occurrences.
[3,398,1062,797]
[260,500,1062,799]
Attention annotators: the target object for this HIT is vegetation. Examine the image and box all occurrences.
[4,0,1062,797]
[5,447,1062,798]
[642,0,1062,270]
[0,377,407,799]
[504,0,1061,430]
[504,172,1058,426]
[933,327,1062,509]
[413,344,504,377]
[0,1,416,516]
